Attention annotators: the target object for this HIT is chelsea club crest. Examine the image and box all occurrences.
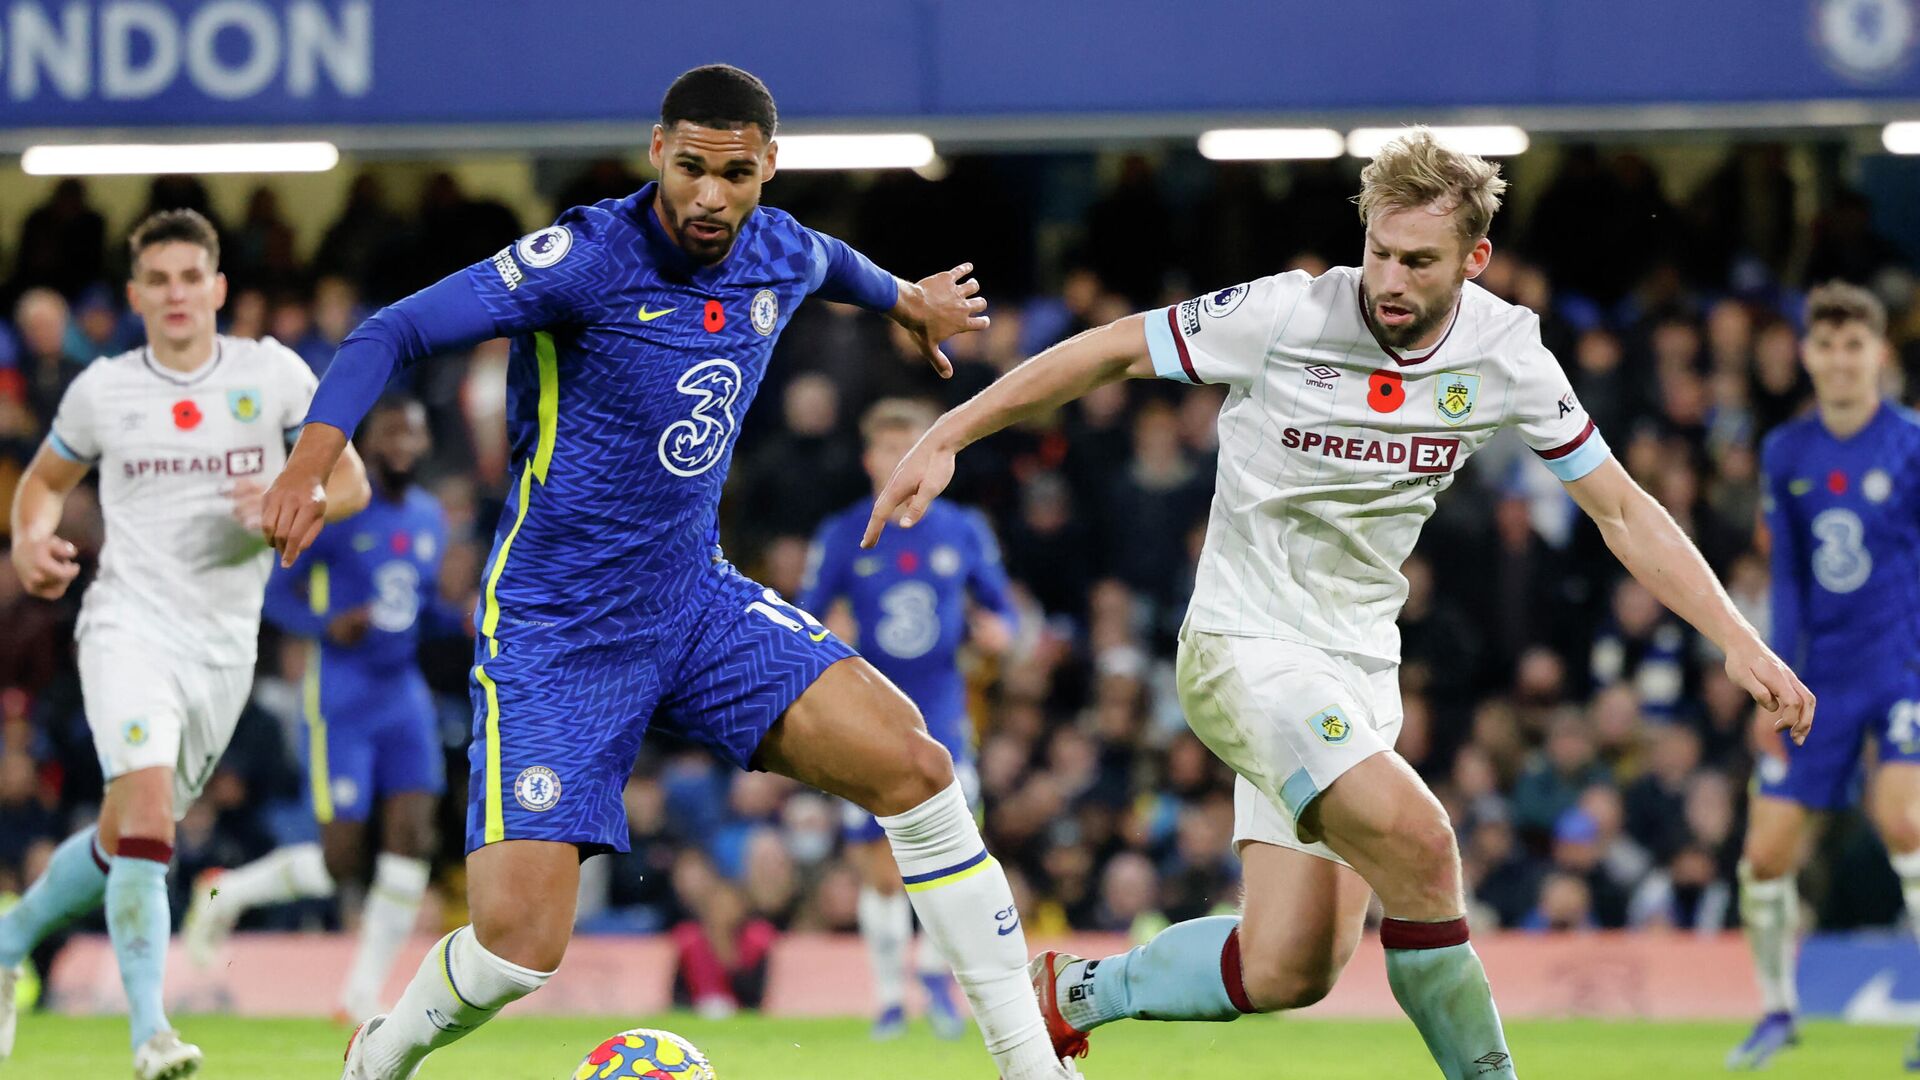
[514,766,562,812]
[751,289,779,336]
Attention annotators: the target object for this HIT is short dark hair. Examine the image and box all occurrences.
[1805,280,1886,338]
[661,64,777,137]
[128,209,219,270]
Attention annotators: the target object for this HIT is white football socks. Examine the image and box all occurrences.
[340,854,431,1021]
[364,925,551,1077]
[879,780,1060,1079]
[858,885,912,1014]
[1738,861,1800,1015]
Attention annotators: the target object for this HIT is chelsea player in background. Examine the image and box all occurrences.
[183,397,449,1026]
[1730,282,1920,1071]
[802,398,1019,1042]
[261,66,1082,1080]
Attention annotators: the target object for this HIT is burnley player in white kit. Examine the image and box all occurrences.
[1,210,368,1078]
[867,130,1816,1079]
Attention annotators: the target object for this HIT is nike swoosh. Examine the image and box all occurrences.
[809,628,830,642]
[996,920,1020,936]
[637,306,677,322]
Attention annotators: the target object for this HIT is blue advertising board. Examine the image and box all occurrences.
[0,0,1913,129]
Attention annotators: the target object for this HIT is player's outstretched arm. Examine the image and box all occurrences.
[1565,457,1815,745]
[8,443,88,599]
[863,314,1156,547]
[887,262,991,379]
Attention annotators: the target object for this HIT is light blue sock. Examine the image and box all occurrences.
[0,827,109,967]
[1058,915,1253,1031]
[1382,918,1516,1079]
[105,852,174,1050]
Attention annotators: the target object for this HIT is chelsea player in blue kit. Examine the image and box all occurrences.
[1731,283,1920,1071]
[260,67,1079,1080]
[803,398,1019,1042]
[183,397,448,1024]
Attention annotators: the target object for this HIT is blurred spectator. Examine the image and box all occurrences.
[6,179,105,304]
[1523,870,1597,932]
[1084,156,1175,307]
[671,873,776,1018]
[732,374,864,557]
[1628,842,1734,931]
[314,173,406,293]
[1510,716,1607,838]
[16,289,84,429]
[1624,723,1704,861]
[228,186,301,292]
[1589,580,1690,719]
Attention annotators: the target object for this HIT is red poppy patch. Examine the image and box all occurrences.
[173,400,202,430]
[1367,371,1405,413]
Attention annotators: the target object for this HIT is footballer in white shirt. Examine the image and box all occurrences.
[1,209,367,1079]
[866,129,1815,1080]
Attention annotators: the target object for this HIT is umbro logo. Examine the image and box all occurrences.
[637,305,677,322]
[1473,1050,1511,1073]
[1304,364,1341,391]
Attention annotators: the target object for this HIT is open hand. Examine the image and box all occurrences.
[891,262,989,379]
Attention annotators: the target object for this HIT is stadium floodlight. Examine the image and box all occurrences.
[1884,122,1920,154]
[22,142,341,176]
[1346,126,1530,158]
[772,134,936,170]
[1197,128,1346,161]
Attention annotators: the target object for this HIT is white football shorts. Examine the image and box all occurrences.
[77,626,253,817]
[1176,626,1403,867]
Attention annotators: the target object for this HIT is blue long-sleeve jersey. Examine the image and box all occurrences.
[302,183,899,649]
[263,487,451,687]
[801,498,1016,759]
[1761,402,1920,673]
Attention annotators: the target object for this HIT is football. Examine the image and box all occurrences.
[572,1028,717,1080]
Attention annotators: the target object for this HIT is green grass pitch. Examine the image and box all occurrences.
[12,1014,1909,1078]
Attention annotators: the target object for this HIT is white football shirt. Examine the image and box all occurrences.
[1144,267,1609,663]
[48,336,319,666]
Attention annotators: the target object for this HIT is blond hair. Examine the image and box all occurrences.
[860,397,939,444]
[1355,127,1508,246]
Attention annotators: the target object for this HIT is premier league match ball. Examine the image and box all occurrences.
[572,1028,716,1080]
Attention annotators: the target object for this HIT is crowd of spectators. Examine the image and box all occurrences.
[2,143,1919,996]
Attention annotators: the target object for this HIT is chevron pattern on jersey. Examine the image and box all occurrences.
[463,563,853,855]
[463,185,837,649]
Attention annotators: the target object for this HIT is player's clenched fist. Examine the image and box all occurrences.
[10,532,81,599]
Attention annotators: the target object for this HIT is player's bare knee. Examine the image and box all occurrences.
[1879,817,1920,861]
[472,908,569,974]
[870,732,954,817]
[1741,837,1798,882]
[1240,954,1338,1012]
